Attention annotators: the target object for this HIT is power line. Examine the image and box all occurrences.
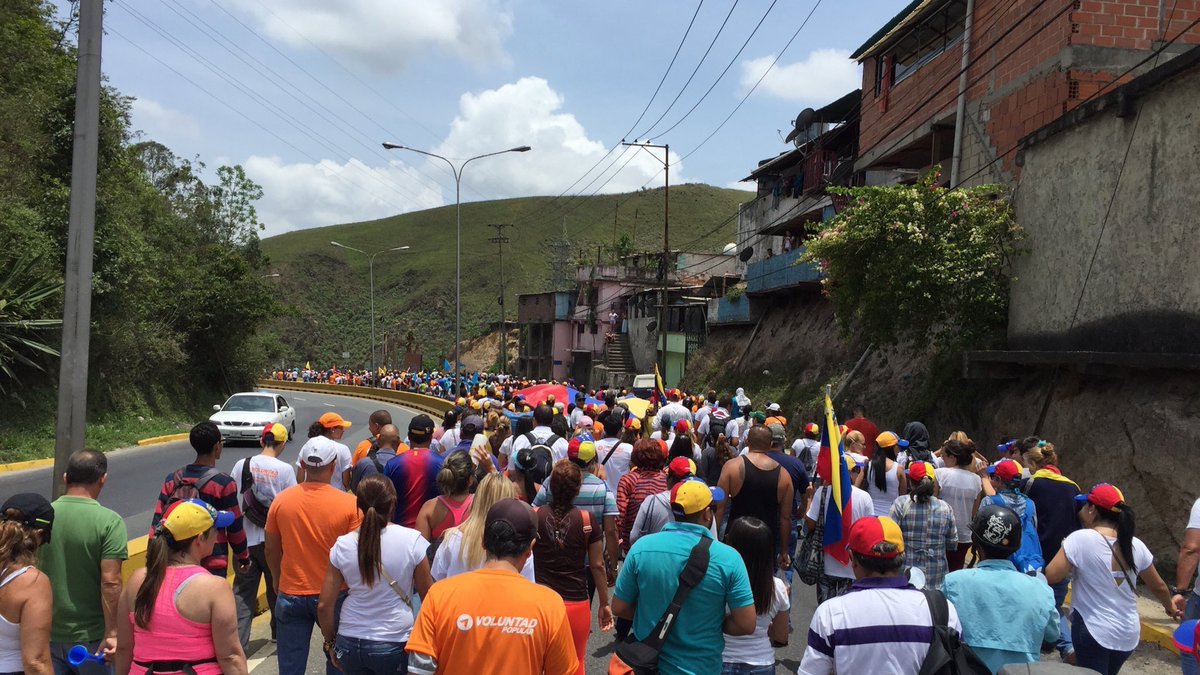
[626,0,707,135]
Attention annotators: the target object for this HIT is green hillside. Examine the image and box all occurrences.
[261,183,752,369]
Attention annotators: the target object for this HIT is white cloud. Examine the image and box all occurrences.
[431,77,685,198]
[130,97,200,142]
[243,156,444,236]
[226,0,512,73]
[740,49,861,105]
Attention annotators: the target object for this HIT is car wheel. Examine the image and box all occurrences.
[290,422,296,437]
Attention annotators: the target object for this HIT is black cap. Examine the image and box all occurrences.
[1,493,54,543]
[485,498,537,542]
[408,414,435,439]
[461,414,485,435]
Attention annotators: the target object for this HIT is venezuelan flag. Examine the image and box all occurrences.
[653,363,668,404]
[820,390,853,565]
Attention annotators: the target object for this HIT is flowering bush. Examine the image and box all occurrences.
[802,167,1023,348]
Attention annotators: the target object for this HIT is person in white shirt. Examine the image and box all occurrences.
[934,439,984,572]
[804,455,874,603]
[232,423,297,648]
[798,516,963,675]
[431,474,536,581]
[721,517,789,672]
[510,406,570,463]
[652,390,693,432]
[1172,496,1200,675]
[595,416,632,496]
[297,415,354,490]
[791,423,821,477]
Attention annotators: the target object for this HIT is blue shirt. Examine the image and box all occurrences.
[942,558,1059,673]
[614,522,754,675]
[768,450,810,516]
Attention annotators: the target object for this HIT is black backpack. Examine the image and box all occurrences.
[522,432,558,485]
[706,414,729,446]
[169,467,220,505]
[239,459,272,528]
[918,589,991,675]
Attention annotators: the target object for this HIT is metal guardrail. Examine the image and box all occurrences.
[255,379,454,418]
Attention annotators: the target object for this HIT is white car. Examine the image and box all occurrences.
[210,392,296,443]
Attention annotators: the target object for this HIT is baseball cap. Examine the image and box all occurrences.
[161,499,234,540]
[318,412,352,429]
[1075,483,1126,512]
[804,422,819,434]
[767,402,781,412]
[485,498,538,542]
[667,456,697,478]
[876,431,900,449]
[408,414,435,440]
[767,422,786,443]
[576,415,594,430]
[670,479,726,515]
[568,435,597,464]
[907,461,937,483]
[299,435,340,467]
[847,516,905,559]
[0,493,54,543]
[261,422,288,444]
[987,458,1023,482]
[673,419,690,434]
[750,411,766,423]
[512,447,537,472]
[461,414,485,435]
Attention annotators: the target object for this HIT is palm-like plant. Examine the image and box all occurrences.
[0,256,62,391]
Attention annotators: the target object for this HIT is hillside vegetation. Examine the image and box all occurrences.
[261,184,751,368]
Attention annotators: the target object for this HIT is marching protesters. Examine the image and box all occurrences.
[718,426,793,572]
[596,414,633,496]
[1046,483,1179,674]
[349,423,402,490]
[981,458,1044,574]
[299,413,354,491]
[944,504,1059,672]
[533,461,614,674]
[0,494,54,675]
[935,438,983,572]
[506,447,542,504]
[767,423,809,583]
[383,415,444,528]
[889,461,957,590]
[1023,439,1080,663]
[150,421,249,577]
[230,424,296,648]
[117,499,246,675]
[319,475,433,675]
[805,454,874,602]
[798,516,962,674]
[414,450,474,558]
[407,499,578,674]
[616,439,669,554]
[791,423,821,478]
[38,450,126,674]
[511,405,570,463]
[863,430,907,516]
[720,516,790,674]
[266,439,362,675]
[533,437,619,588]
[351,409,393,465]
[613,480,756,675]
[630,458,718,544]
[843,404,880,458]
[431,473,535,581]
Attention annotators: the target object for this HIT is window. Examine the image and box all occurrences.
[276,396,288,410]
[876,0,968,92]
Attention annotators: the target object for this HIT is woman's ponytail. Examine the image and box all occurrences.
[354,475,397,587]
[135,531,183,628]
[1115,503,1136,573]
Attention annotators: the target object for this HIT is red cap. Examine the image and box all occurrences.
[674,419,690,434]
[847,516,905,559]
[804,422,819,434]
[667,457,696,478]
[988,458,1023,482]
[1076,483,1126,512]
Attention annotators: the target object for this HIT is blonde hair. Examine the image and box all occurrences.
[1024,441,1059,469]
[452,473,518,569]
[844,430,865,447]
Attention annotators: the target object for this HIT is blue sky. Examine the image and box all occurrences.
[71,0,905,236]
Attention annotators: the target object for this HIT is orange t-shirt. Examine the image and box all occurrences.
[406,568,577,675]
[264,483,361,596]
[353,439,410,465]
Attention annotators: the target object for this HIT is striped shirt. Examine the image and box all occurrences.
[615,470,668,551]
[533,472,616,526]
[798,576,962,675]
[150,464,247,575]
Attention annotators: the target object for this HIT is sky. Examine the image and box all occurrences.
[71,0,907,237]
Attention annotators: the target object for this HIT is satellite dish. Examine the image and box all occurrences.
[738,247,754,262]
[646,321,658,331]
[722,242,737,255]
[785,108,817,145]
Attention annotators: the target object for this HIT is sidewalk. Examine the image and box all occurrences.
[1139,593,1182,655]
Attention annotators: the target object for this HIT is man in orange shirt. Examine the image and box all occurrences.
[351,409,393,465]
[265,439,361,675]
[407,499,577,675]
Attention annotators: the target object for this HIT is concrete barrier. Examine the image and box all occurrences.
[254,379,454,418]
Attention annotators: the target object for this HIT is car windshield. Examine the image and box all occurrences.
[222,396,275,413]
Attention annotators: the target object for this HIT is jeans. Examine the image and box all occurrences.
[50,641,110,675]
[334,636,407,675]
[1182,594,1200,675]
[233,543,277,650]
[1071,610,1132,675]
[275,592,345,675]
[1049,578,1073,657]
[721,663,775,674]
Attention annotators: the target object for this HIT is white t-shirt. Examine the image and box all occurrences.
[294,436,353,491]
[1061,528,1154,651]
[934,467,982,543]
[433,426,461,455]
[806,485,875,579]
[329,526,429,641]
[511,426,570,463]
[1188,498,1200,598]
[497,435,516,464]
[596,438,632,495]
[430,528,536,582]
[722,576,790,666]
[792,439,821,473]
[231,454,297,546]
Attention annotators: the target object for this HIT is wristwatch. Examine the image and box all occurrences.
[1170,585,1193,596]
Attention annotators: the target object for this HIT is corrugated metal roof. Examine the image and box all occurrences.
[851,0,941,61]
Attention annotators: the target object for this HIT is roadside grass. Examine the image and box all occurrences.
[0,414,192,463]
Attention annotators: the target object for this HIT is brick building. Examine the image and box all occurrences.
[852,0,1200,186]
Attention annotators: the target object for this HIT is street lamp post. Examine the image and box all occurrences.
[382,142,531,397]
[330,242,410,376]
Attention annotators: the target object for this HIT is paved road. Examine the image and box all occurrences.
[0,387,418,538]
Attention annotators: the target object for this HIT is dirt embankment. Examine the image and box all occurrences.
[447,329,518,374]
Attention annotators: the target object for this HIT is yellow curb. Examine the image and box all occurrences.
[136,432,190,446]
[1141,616,1180,655]
[0,458,55,473]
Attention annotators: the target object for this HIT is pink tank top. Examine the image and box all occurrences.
[130,566,220,675]
[431,495,473,540]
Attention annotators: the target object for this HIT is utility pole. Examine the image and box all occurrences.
[488,223,513,374]
[622,141,669,385]
[53,0,103,498]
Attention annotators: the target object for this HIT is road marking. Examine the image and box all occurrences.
[292,397,306,401]
[323,403,337,407]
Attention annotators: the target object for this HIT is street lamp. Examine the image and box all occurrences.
[382,142,531,396]
[330,241,410,376]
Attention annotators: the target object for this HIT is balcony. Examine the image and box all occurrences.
[706,296,760,326]
[746,247,821,295]
[739,192,806,239]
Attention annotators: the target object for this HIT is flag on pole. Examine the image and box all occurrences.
[820,388,854,565]
[653,363,668,405]
[304,361,311,370]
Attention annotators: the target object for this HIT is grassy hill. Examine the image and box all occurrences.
[261,183,753,369]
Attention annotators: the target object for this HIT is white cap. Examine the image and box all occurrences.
[767,402,781,412]
[299,435,339,467]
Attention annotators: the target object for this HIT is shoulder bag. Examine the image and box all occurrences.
[609,536,713,675]
[793,488,827,586]
[918,588,991,675]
